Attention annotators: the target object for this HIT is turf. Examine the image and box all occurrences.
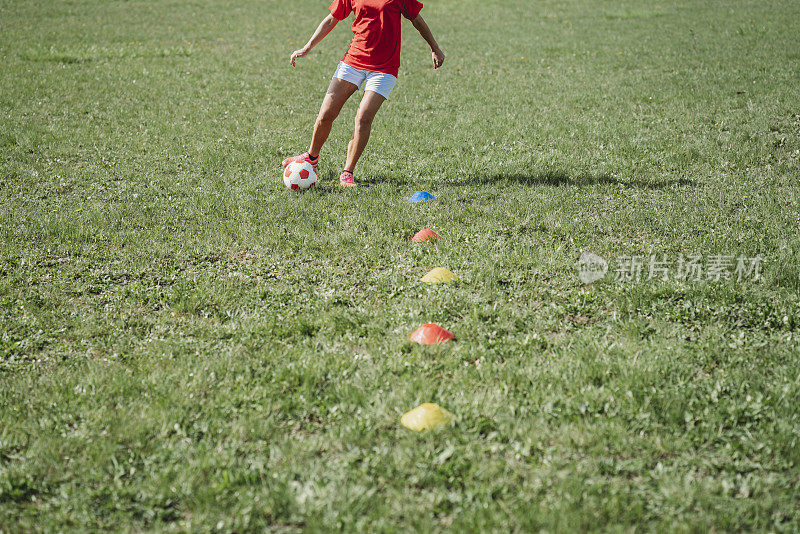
[2,0,800,530]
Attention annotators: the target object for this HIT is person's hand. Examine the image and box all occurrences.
[432,48,445,69]
[290,47,309,66]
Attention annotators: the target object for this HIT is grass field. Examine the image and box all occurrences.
[2,0,800,530]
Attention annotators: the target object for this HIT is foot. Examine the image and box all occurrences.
[339,170,357,187]
[282,152,319,168]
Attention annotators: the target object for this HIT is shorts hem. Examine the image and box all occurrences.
[333,61,397,99]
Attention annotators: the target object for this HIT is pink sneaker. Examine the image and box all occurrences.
[339,171,357,187]
[282,152,319,169]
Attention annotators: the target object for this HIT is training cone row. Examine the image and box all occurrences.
[402,193,456,431]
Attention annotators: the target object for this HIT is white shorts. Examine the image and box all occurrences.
[333,61,397,99]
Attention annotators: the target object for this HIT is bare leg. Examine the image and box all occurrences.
[344,90,386,173]
[308,78,359,157]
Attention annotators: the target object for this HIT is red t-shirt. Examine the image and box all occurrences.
[329,0,423,77]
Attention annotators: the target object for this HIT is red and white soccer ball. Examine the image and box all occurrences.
[283,161,317,191]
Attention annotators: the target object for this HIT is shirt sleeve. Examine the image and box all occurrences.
[329,0,352,20]
[402,0,423,20]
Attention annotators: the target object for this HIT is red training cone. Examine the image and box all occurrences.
[409,323,454,345]
[411,229,441,243]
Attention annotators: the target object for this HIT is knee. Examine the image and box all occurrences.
[317,106,338,125]
[354,112,374,133]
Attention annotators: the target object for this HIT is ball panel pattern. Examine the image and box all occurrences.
[283,161,318,191]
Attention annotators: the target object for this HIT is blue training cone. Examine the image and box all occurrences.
[410,191,435,203]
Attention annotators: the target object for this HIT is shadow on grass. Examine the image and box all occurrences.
[362,171,694,190]
[459,171,694,189]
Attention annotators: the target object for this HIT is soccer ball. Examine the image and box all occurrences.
[283,161,317,191]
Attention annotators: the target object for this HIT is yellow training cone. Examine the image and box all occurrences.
[401,403,454,431]
[421,267,457,284]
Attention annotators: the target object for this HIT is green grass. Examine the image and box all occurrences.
[2,0,800,530]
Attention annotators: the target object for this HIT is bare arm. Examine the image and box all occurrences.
[411,14,444,68]
[290,14,339,66]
